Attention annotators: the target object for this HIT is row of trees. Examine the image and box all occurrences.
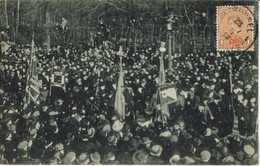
[0,0,257,52]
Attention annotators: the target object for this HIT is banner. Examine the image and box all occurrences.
[51,71,65,90]
[114,57,125,121]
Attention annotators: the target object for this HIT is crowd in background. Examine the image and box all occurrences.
[0,41,258,164]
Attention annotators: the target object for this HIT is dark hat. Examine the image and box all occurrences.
[221,146,229,156]
[144,108,154,115]
[186,143,196,154]
[73,86,80,92]
[141,137,152,145]
[123,131,133,141]
[193,137,202,147]
[107,135,118,146]
[211,126,219,135]
[128,138,140,150]
[87,127,95,138]
[234,151,245,161]
[198,100,205,106]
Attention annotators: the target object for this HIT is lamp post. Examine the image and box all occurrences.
[167,13,174,75]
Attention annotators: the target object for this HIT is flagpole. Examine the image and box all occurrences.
[159,42,167,126]
[160,54,164,127]
[229,57,237,132]
[49,57,54,96]
[23,32,35,109]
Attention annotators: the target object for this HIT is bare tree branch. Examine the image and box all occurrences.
[182,2,192,25]
[103,1,130,14]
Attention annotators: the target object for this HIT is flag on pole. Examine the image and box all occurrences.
[159,83,177,105]
[24,33,40,108]
[155,55,170,124]
[114,57,125,121]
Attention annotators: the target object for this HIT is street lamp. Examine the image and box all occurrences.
[167,13,174,75]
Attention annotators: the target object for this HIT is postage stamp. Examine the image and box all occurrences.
[217,6,254,51]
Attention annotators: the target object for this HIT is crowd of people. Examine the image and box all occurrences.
[0,40,258,164]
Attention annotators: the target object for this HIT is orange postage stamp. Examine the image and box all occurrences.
[217,6,254,51]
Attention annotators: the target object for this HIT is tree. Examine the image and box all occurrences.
[16,0,20,33]
[4,0,8,26]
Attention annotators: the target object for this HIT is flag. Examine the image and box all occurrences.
[154,55,170,124]
[24,34,40,108]
[159,83,177,105]
[114,57,125,121]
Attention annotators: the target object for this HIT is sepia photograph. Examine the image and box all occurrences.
[0,0,258,165]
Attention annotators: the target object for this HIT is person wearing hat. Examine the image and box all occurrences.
[102,151,119,164]
[148,144,165,164]
[87,127,96,139]
[132,149,149,164]
[61,151,76,164]
[76,152,90,165]
[169,154,181,165]
[29,134,46,159]
[141,137,152,149]
[242,144,255,165]
[197,150,212,164]
[16,140,40,164]
[107,134,118,146]
[98,123,111,138]
[220,145,229,160]
[127,137,140,151]
[112,120,124,132]
[89,151,101,165]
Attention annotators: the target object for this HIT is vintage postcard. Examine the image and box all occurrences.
[0,0,258,165]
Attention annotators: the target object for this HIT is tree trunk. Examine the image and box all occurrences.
[16,0,20,33]
[4,0,8,26]
[46,8,51,52]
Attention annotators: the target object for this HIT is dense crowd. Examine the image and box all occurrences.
[0,41,258,164]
